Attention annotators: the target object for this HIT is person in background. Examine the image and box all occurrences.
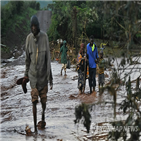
[87,35,99,94]
[77,43,87,94]
[24,15,53,133]
[98,50,105,90]
[60,40,68,76]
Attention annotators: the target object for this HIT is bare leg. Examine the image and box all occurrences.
[39,102,46,129]
[61,69,63,75]
[41,102,46,122]
[90,87,92,94]
[79,88,82,94]
[64,71,67,76]
[93,86,95,92]
[33,102,37,132]
[82,87,85,94]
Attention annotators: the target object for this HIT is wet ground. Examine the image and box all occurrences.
[1,55,140,141]
[0,55,129,141]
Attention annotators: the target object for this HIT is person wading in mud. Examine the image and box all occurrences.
[87,35,99,94]
[60,40,68,76]
[24,15,53,133]
[77,43,87,94]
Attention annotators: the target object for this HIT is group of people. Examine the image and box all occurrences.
[17,15,105,133]
[59,35,105,95]
[76,35,105,94]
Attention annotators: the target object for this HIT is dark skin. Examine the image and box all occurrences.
[32,25,38,36]
[41,102,46,122]
[33,101,46,132]
[33,101,47,132]
[31,25,38,133]
[31,25,53,133]
[33,90,52,133]
[99,53,104,89]
[33,101,37,132]
[89,38,96,92]
[90,38,94,46]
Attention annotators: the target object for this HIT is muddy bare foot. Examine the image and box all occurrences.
[37,121,46,129]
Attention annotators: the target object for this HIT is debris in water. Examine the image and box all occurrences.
[25,125,32,136]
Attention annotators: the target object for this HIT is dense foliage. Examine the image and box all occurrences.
[47,1,99,47]
[47,1,141,51]
[1,1,40,37]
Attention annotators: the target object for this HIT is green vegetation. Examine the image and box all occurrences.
[42,1,140,140]
[47,1,141,53]
[1,1,39,36]
[1,1,40,55]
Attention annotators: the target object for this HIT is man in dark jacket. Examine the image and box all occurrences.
[87,35,99,94]
[24,15,53,132]
[60,40,68,76]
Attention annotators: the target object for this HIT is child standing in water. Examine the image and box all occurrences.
[98,50,105,90]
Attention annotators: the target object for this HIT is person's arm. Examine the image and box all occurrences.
[46,34,51,82]
[49,68,53,90]
[24,36,30,78]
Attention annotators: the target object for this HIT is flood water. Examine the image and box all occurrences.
[1,55,138,141]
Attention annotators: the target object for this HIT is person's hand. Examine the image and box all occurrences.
[50,83,53,90]
[95,58,99,64]
[50,85,53,90]
[23,76,29,82]
[16,76,29,93]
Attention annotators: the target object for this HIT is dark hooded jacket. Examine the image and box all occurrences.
[25,15,53,91]
[30,15,40,36]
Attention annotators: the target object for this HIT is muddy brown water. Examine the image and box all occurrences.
[1,56,130,141]
[1,61,78,141]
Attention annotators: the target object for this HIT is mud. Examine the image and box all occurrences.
[1,56,140,141]
[1,60,77,141]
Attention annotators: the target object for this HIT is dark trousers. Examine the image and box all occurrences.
[89,68,96,89]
